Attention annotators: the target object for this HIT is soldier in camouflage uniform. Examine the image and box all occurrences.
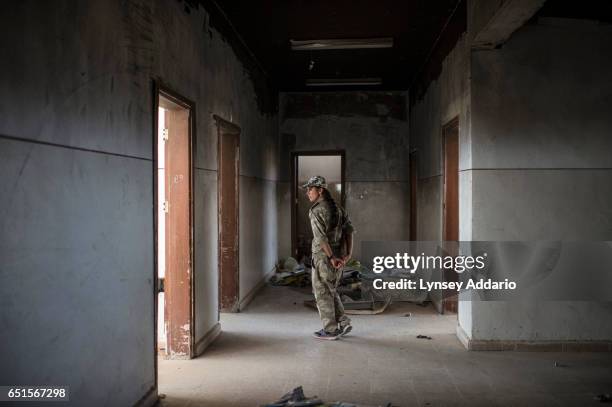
[302,175,355,340]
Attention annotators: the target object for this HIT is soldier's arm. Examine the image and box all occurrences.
[311,210,342,267]
[342,213,355,263]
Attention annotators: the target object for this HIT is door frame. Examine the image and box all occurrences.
[152,79,196,374]
[442,116,459,243]
[290,150,346,259]
[214,115,241,313]
[442,116,459,314]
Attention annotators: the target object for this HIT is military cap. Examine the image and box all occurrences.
[301,175,327,189]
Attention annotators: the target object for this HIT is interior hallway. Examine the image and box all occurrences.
[159,286,612,407]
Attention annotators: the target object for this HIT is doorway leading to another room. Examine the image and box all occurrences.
[442,117,459,314]
[155,85,195,360]
[215,115,241,313]
[291,152,345,266]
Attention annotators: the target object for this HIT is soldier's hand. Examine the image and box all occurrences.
[331,257,343,269]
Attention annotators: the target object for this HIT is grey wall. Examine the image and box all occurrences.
[411,6,612,342]
[0,0,278,405]
[278,92,410,260]
[409,34,472,242]
[468,17,612,341]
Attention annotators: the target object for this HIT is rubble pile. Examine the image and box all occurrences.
[263,386,393,407]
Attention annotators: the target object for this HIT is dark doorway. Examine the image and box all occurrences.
[442,117,459,314]
[155,85,195,359]
[215,115,240,313]
[291,151,345,264]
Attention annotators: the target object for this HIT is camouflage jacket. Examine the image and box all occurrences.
[308,198,355,256]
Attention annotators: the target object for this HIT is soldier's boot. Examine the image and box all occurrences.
[313,329,340,341]
[338,319,352,336]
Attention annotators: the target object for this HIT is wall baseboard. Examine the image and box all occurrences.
[457,324,612,351]
[194,322,222,357]
[134,386,158,407]
[238,267,276,312]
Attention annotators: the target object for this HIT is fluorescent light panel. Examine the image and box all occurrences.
[306,78,382,87]
[291,37,393,51]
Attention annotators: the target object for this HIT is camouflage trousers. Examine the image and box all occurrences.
[311,253,351,333]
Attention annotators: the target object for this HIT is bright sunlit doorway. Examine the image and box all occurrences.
[154,85,195,361]
[291,151,345,265]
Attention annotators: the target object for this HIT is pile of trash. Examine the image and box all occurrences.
[263,386,393,407]
[271,258,412,314]
[270,257,364,293]
[271,257,429,314]
[270,257,309,287]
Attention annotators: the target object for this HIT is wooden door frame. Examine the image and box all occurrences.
[214,115,241,313]
[442,116,459,314]
[152,79,196,375]
[290,150,346,259]
[442,116,459,242]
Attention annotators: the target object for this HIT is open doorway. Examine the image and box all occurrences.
[155,85,195,359]
[291,152,345,264]
[442,117,459,314]
[215,115,241,313]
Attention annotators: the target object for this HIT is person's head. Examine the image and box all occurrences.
[302,176,327,202]
[306,186,323,202]
[302,175,340,227]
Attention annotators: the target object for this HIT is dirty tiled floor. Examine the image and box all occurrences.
[159,285,612,407]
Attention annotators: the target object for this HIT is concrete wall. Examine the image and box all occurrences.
[409,2,612,343]
[0,0,278,405]
[468,17,612,341]
[408,32,471,315]
[279,92,410,260]
[409,34,472,242]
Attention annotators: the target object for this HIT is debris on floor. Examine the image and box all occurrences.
[263,386,393,407]
[271,269,310,287]
[279,257,301,273]
[271,257,310,287]
[263,386,322,407]
[350,262,429,304]
[416,334,432,340]
[304,297,392,315]
[277,257,435,315]
[595,394,612,403]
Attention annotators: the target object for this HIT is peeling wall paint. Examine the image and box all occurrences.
[0,0,278,404]
[410,3,612,342]
[468,18,612,341]
[279,92,410,260]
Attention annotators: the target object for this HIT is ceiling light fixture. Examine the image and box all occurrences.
[291,37,393,51]
[306,78,382,87]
